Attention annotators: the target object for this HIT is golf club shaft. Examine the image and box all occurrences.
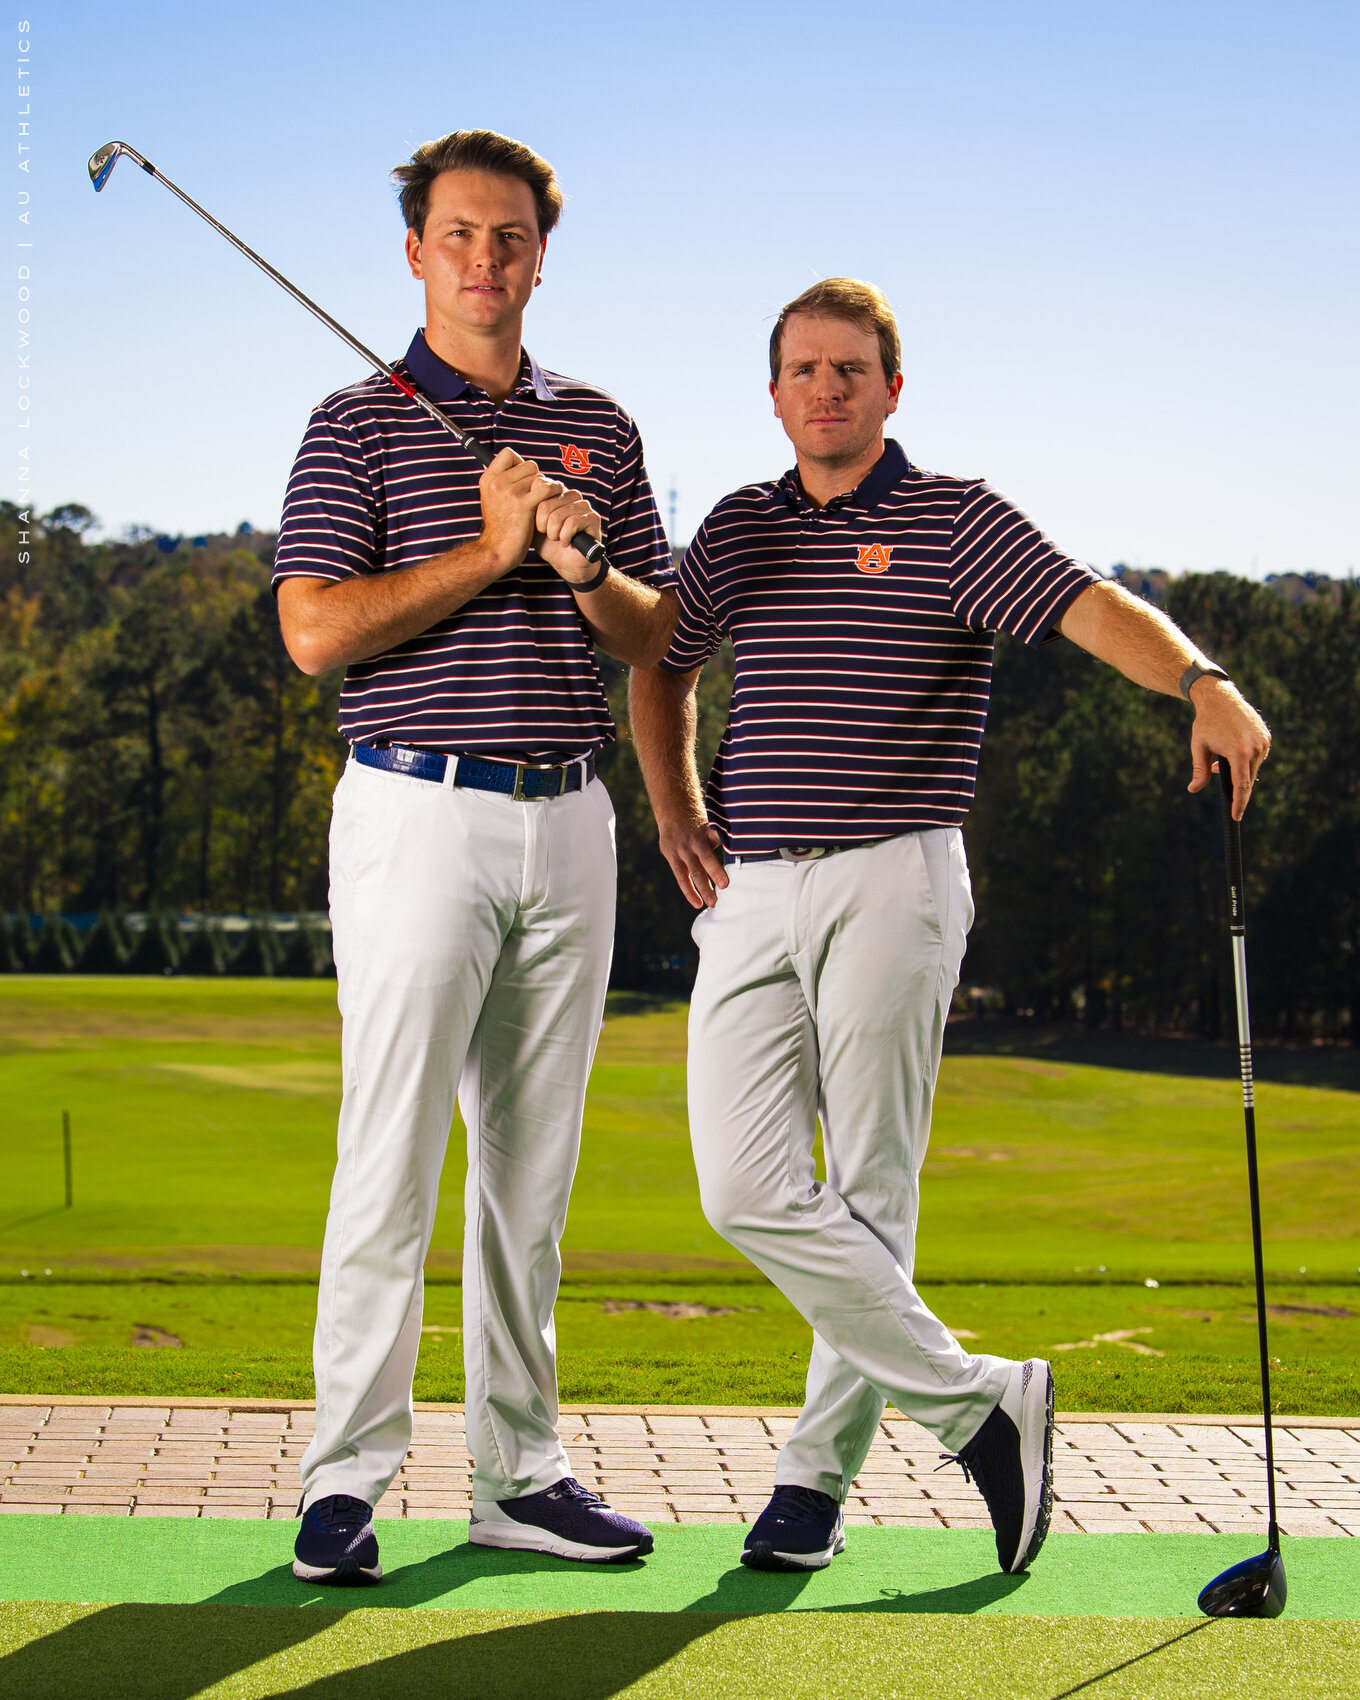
[91,143,605,567]
[1218,761,1279,1545]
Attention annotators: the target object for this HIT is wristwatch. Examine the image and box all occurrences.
[1179,661,1230,701]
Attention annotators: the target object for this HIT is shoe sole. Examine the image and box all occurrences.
[1010,1359,1055,1574]
[468,1517,652,1564]
[741,1531,846,1572]
[292,1558,383,1585]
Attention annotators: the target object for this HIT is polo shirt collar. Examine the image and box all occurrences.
[779,438,910,514]
[403,329,557,403]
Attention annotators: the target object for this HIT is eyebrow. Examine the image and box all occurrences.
[431,214,535,233]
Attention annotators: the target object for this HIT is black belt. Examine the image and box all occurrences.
[724,838,891,866]
[354,743,596,800]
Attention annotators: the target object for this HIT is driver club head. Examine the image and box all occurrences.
[1198,1545,1287,1619]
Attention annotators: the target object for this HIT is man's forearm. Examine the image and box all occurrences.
[277,538,507,676]
[628,664,705,824]
[1058,581,1211,695]
[574,579,677,668]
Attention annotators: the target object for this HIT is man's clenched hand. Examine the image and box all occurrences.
[1186,678,1271,819]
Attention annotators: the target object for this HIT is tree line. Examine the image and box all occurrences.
[2,504,1355,1041]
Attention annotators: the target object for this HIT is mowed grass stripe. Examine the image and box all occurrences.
[2,1519,1358,1618]
[2,1602,1356,1700]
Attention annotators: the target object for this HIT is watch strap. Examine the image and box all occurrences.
[1179,661,1230,701]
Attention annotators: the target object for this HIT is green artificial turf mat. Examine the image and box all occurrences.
[0,1601,1357,1699]
[1,1518,1356,1620]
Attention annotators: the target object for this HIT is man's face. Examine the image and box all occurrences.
[770,314,902,465]
[405,169,546,335]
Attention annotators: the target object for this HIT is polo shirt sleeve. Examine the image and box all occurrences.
[271,404,381,590]
[948,482,1099,646]
[658,522,723,675]
[603,414,675,589]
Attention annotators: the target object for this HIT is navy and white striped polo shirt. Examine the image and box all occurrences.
[273,330,673,755]
[659,439,1098,852]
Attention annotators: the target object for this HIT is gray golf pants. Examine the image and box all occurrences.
[688,828,1010,1500]
[299,756,615,1511]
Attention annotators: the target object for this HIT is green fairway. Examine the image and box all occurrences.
[4,978,1358,1279]
[1,978,1357,1411]
[1,1521,1357,1698]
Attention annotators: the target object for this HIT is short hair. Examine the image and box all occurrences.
[769,278,901,384]
[392,129,563,240]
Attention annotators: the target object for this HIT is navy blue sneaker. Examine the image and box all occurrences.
[945,1357,1054,1574]
[470,1476,653,1563]
[293,1493,382,1584]
[742,1484,845,1571]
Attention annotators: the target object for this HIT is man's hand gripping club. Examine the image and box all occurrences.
[276,447,605,677]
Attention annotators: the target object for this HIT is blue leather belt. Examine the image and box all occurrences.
[354,742,595,800]
[724,839,891,866]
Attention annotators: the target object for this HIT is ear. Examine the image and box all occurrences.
[769,377,782,420]
[404,226,423,281]
[884,373,904,419]
[534,235,547,288]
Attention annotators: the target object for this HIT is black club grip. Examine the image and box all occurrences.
[570,531,605,565]
[1218,761,1245,932]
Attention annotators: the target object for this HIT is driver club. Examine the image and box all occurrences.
[86,140,606,567]
[1196,759,1287,1620]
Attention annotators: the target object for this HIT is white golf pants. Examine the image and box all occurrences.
[298,756,616,1510]
[688,828,1011,1499]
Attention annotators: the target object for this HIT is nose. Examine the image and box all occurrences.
[471,230,499,272]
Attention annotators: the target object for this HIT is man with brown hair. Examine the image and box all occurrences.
[629,278,1270,1577]
[275,130,675,1580]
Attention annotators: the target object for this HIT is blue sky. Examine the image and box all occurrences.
[33,0,1359,572]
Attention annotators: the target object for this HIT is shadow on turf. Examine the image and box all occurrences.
[0,1602,342,1700]
[0,1549,1031,1698]
[200,1541,1027,1618]
[0,1601,724,1700]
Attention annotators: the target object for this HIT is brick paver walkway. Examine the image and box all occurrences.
[2,1401,1356,1536]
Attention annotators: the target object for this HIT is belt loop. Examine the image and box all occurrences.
[442,754,459,791]
[578,754,589,792]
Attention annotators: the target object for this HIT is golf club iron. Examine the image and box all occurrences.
[86,140,606,566]
[1196,760,1286,1619]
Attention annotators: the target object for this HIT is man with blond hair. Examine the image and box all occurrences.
[275,130,675,1581]
[629,278,1270,1576]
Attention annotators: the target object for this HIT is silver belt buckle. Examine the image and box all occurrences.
[779,845,829,862]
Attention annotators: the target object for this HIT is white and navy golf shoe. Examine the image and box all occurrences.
[948,1357,1054,1574]
[741,1484,846,1571]
[469,1476,654,1563]
[293,1493,382,1585]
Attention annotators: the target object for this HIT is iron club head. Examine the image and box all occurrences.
[1198,1544,1287,1619]
[88,141,125,191]
[88,141,153,192]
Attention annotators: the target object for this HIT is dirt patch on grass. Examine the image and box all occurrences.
[23,1324,76,1347]
[1268,1302,1355,1319]
[601,1299,756,1319]
[130,1325,183,1348]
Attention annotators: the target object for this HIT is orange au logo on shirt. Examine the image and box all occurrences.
[856,543,893,574]
[560,443,591,475]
